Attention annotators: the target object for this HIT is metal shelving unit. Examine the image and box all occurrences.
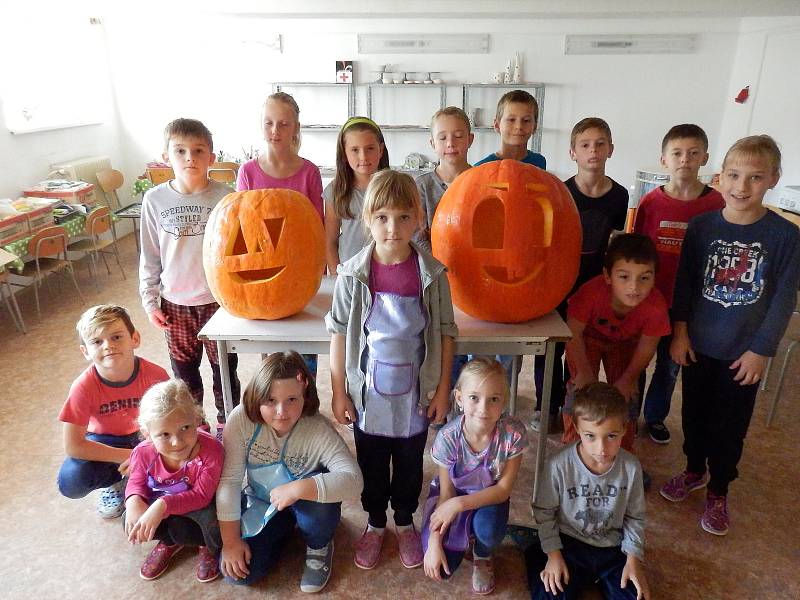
[462,82,546,152]
[272,82,355,129]
[365,82,446,128]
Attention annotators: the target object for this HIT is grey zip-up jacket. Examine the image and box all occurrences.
[324,240,458,412]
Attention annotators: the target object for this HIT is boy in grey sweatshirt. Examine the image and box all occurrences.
[528,382,650,599]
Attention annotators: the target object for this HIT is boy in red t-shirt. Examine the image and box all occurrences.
[57,305,169,518]
[562,234,671,452]
[633,124,724,444]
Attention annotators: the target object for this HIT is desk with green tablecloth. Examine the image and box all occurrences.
[1,212,94,272]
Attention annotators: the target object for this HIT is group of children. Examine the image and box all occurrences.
[54,88,799,598]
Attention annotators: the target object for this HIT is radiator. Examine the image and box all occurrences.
[50,155,112,205]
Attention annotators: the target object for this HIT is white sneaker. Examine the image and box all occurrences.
[530,411,542,432]
[97,478,126,519]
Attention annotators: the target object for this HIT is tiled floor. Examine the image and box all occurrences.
[0,234,797,599]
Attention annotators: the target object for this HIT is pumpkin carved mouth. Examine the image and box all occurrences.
[483,263,544,285]
[225,216,286,283]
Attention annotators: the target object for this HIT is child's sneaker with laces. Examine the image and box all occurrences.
[300,540,334,593]
[701,493,729,536]
[647,421,671,444]
[140,542,184,580]
[660,471,707,502]
[196,546,220,583]
[97,478,126,519]
[472,556,495,595]
[396,524,423,569]
[354,526,383,570]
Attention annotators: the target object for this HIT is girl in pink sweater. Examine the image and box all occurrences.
[124,379,224,583]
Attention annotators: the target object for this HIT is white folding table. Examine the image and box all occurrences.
[199,277,571,501]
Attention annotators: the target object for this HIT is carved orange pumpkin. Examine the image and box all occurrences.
[431,160,581,323]
[203,189,325,320]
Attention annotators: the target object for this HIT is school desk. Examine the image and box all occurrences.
[199,276,572,502]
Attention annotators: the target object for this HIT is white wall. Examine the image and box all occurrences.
[2,7,798,206]
[716,17,800,205]
[0,10,126,201]
[99,13,744,193]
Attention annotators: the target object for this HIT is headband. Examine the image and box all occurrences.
[342,116,380,132]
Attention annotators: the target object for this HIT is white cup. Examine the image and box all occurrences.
[493,72,504,84]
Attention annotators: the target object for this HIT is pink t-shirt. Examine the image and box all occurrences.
[125,430,223,517]
[568,275,671,343]
[633,186,724,305]
[58,358,170,436]
[236,157,324,221]
[370,251,421,297]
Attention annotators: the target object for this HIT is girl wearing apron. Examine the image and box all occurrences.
[326,170,458,571]
[422,358,528,595]
[216,352,362,593]
[124,380,224,583]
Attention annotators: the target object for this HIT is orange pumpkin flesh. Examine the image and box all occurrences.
[431,160,581,323]
[203,189,325,320]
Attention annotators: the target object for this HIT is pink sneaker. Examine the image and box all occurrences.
[660,471,707,502]
[354,527,384,570]
[472,556,496,595]
[196,546,220,583]
[140,542,184,580]
[396,525,423,569]
[701,493,729,536]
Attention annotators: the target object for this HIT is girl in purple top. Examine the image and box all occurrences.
[327,170,456,572]
[422,357,527,594]
[125,379,224,583]
[236,92,324,220]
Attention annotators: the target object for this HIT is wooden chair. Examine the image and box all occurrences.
[95,168,124,211]
[0,268,26,333]
[18,226,84,319]
[68,207,126,292]
[208,161,239,184]
[147,167,174,185]
[98,168,143,252]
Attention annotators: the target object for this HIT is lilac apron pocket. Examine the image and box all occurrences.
[372,360,413,396]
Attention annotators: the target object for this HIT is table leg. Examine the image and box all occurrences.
[532,340,556,509]
[509,355,520,415]
[216,340,234,418]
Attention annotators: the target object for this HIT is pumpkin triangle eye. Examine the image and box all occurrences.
[230,224,248,256]
[227,217,285,256]
[263,217,284,250]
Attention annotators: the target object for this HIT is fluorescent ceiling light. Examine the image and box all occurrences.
[358,34,489,54]
[564,34,697,55]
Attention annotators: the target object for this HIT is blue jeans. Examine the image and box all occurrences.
[496,355,522,386]
[442,501,509,577]
[227,499,341,586]
[57,432,140,498]
[526,534,640,600]
[642,334,679,425]
[451,354,470,387]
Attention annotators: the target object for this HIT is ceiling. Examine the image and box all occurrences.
[206,0,800,19]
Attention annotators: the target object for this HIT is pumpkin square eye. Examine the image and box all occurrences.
[472,196,505,249]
